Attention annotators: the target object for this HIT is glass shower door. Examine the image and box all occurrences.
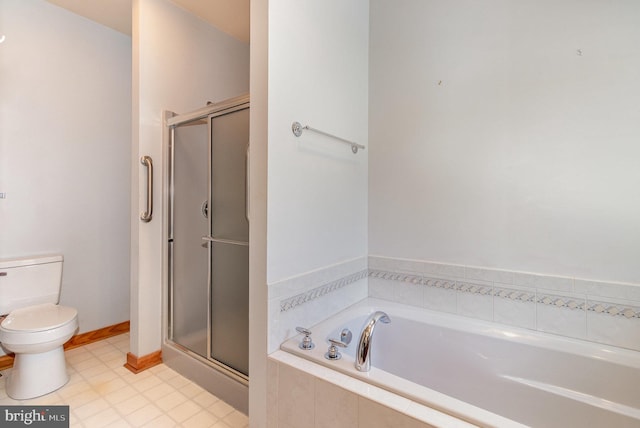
[208,107,249,376]
[168,98,249,381]
[170,119,209,358]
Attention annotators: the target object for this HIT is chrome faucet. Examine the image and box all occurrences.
[355,311,391,372]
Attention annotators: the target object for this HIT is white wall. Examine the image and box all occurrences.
[257,0,370,425]
[131,0,249,358]
[369,0,640,284]
[267,0,369,284]
[0,1,131,337]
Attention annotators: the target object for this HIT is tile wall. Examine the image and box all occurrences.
[369,256,640,351]
[268,257,368,353]
[267,351,475,428]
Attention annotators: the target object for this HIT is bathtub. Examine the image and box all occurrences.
[280,298,640,427]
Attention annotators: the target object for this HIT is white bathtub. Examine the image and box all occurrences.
[280,298,640,427]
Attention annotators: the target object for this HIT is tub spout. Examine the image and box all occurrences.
[355,311,391,372]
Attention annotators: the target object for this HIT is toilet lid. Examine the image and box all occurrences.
[1,303,77,332]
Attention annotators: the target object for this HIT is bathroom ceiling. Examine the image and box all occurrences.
[45,0,250,43]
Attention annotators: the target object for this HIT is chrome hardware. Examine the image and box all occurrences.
[355,311,391,372]
[325,338,347,360]
[296,327,314,350]
[140,156,153,222]
[341,328,353,345]
[291,121,366,154]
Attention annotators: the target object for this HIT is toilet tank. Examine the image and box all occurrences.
[0,255,63,315]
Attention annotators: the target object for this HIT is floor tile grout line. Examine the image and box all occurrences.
[1,333,248,427]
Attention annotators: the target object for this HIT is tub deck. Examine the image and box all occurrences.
[281,298,640,427]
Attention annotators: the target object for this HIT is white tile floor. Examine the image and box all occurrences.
[0,334,249,428]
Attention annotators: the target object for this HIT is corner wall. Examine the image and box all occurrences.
[266,0,370,353]
[0,0,131,339]
[369,0,640,284]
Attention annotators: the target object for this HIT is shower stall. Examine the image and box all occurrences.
[162,94,249,412]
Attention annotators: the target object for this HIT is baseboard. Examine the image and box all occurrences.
[64,321,130,351]
[0,354,13,371]
[0,320,130,371]
[124,350,162,374]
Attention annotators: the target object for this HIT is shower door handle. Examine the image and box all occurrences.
[140,156,153,222]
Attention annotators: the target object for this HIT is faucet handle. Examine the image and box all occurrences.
[325,338,347,360]
[328,338,348,348]
[296,327,314,350]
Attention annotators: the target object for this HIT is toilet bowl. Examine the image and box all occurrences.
[0,303,78,399]
[0,255,79,399]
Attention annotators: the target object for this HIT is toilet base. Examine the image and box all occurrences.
[5,346,69,399]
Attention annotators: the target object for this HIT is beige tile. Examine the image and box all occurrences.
[82,407,125,428]
[66,389,102,408]
[148,364,176,377]
[72,356,105,372]
[267,358,279,428]
[0,334,243,428]
[113,394,151,416]
[182,410,220,428]
[74,397,111,420]
[168,399,202,423]
[192,390,219,408]
[166,374,192,389]
[358,397,433,428]
[210,399,235,419]
[277,363,314,428]
[88,375,127,396]
[67,348,94,364]
[125,403,163,427]
[131,374,163,392]
[180,381,206,398]
[142,382,176,401]
[104,355,127,369]
[142,414,177,428]
[96,349,124,362]
[104,385,139,405]
[223,411,249,428]
[58,379,92,399]
[315,379,357,428]
[155,390,188,412]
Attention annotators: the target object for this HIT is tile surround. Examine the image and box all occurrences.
[270,255,640,352]
[268,351,471,428]
[268,257,368,353]
[368,256,640,351]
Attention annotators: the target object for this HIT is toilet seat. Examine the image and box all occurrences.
[1,303,77,331]
[0,303,78,346]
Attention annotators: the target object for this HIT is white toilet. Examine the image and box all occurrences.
[0,255,78,399]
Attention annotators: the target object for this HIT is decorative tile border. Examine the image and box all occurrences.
[424,277,456,290]
[369,268,640,318]
[587,301,640,319]
[457,281,493,296]
[493,286,536,303]
[537,294,585,311]
[279,269,368,312]
[368,269,421,284]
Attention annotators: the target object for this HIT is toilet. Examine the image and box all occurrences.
[0,255,78,399]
